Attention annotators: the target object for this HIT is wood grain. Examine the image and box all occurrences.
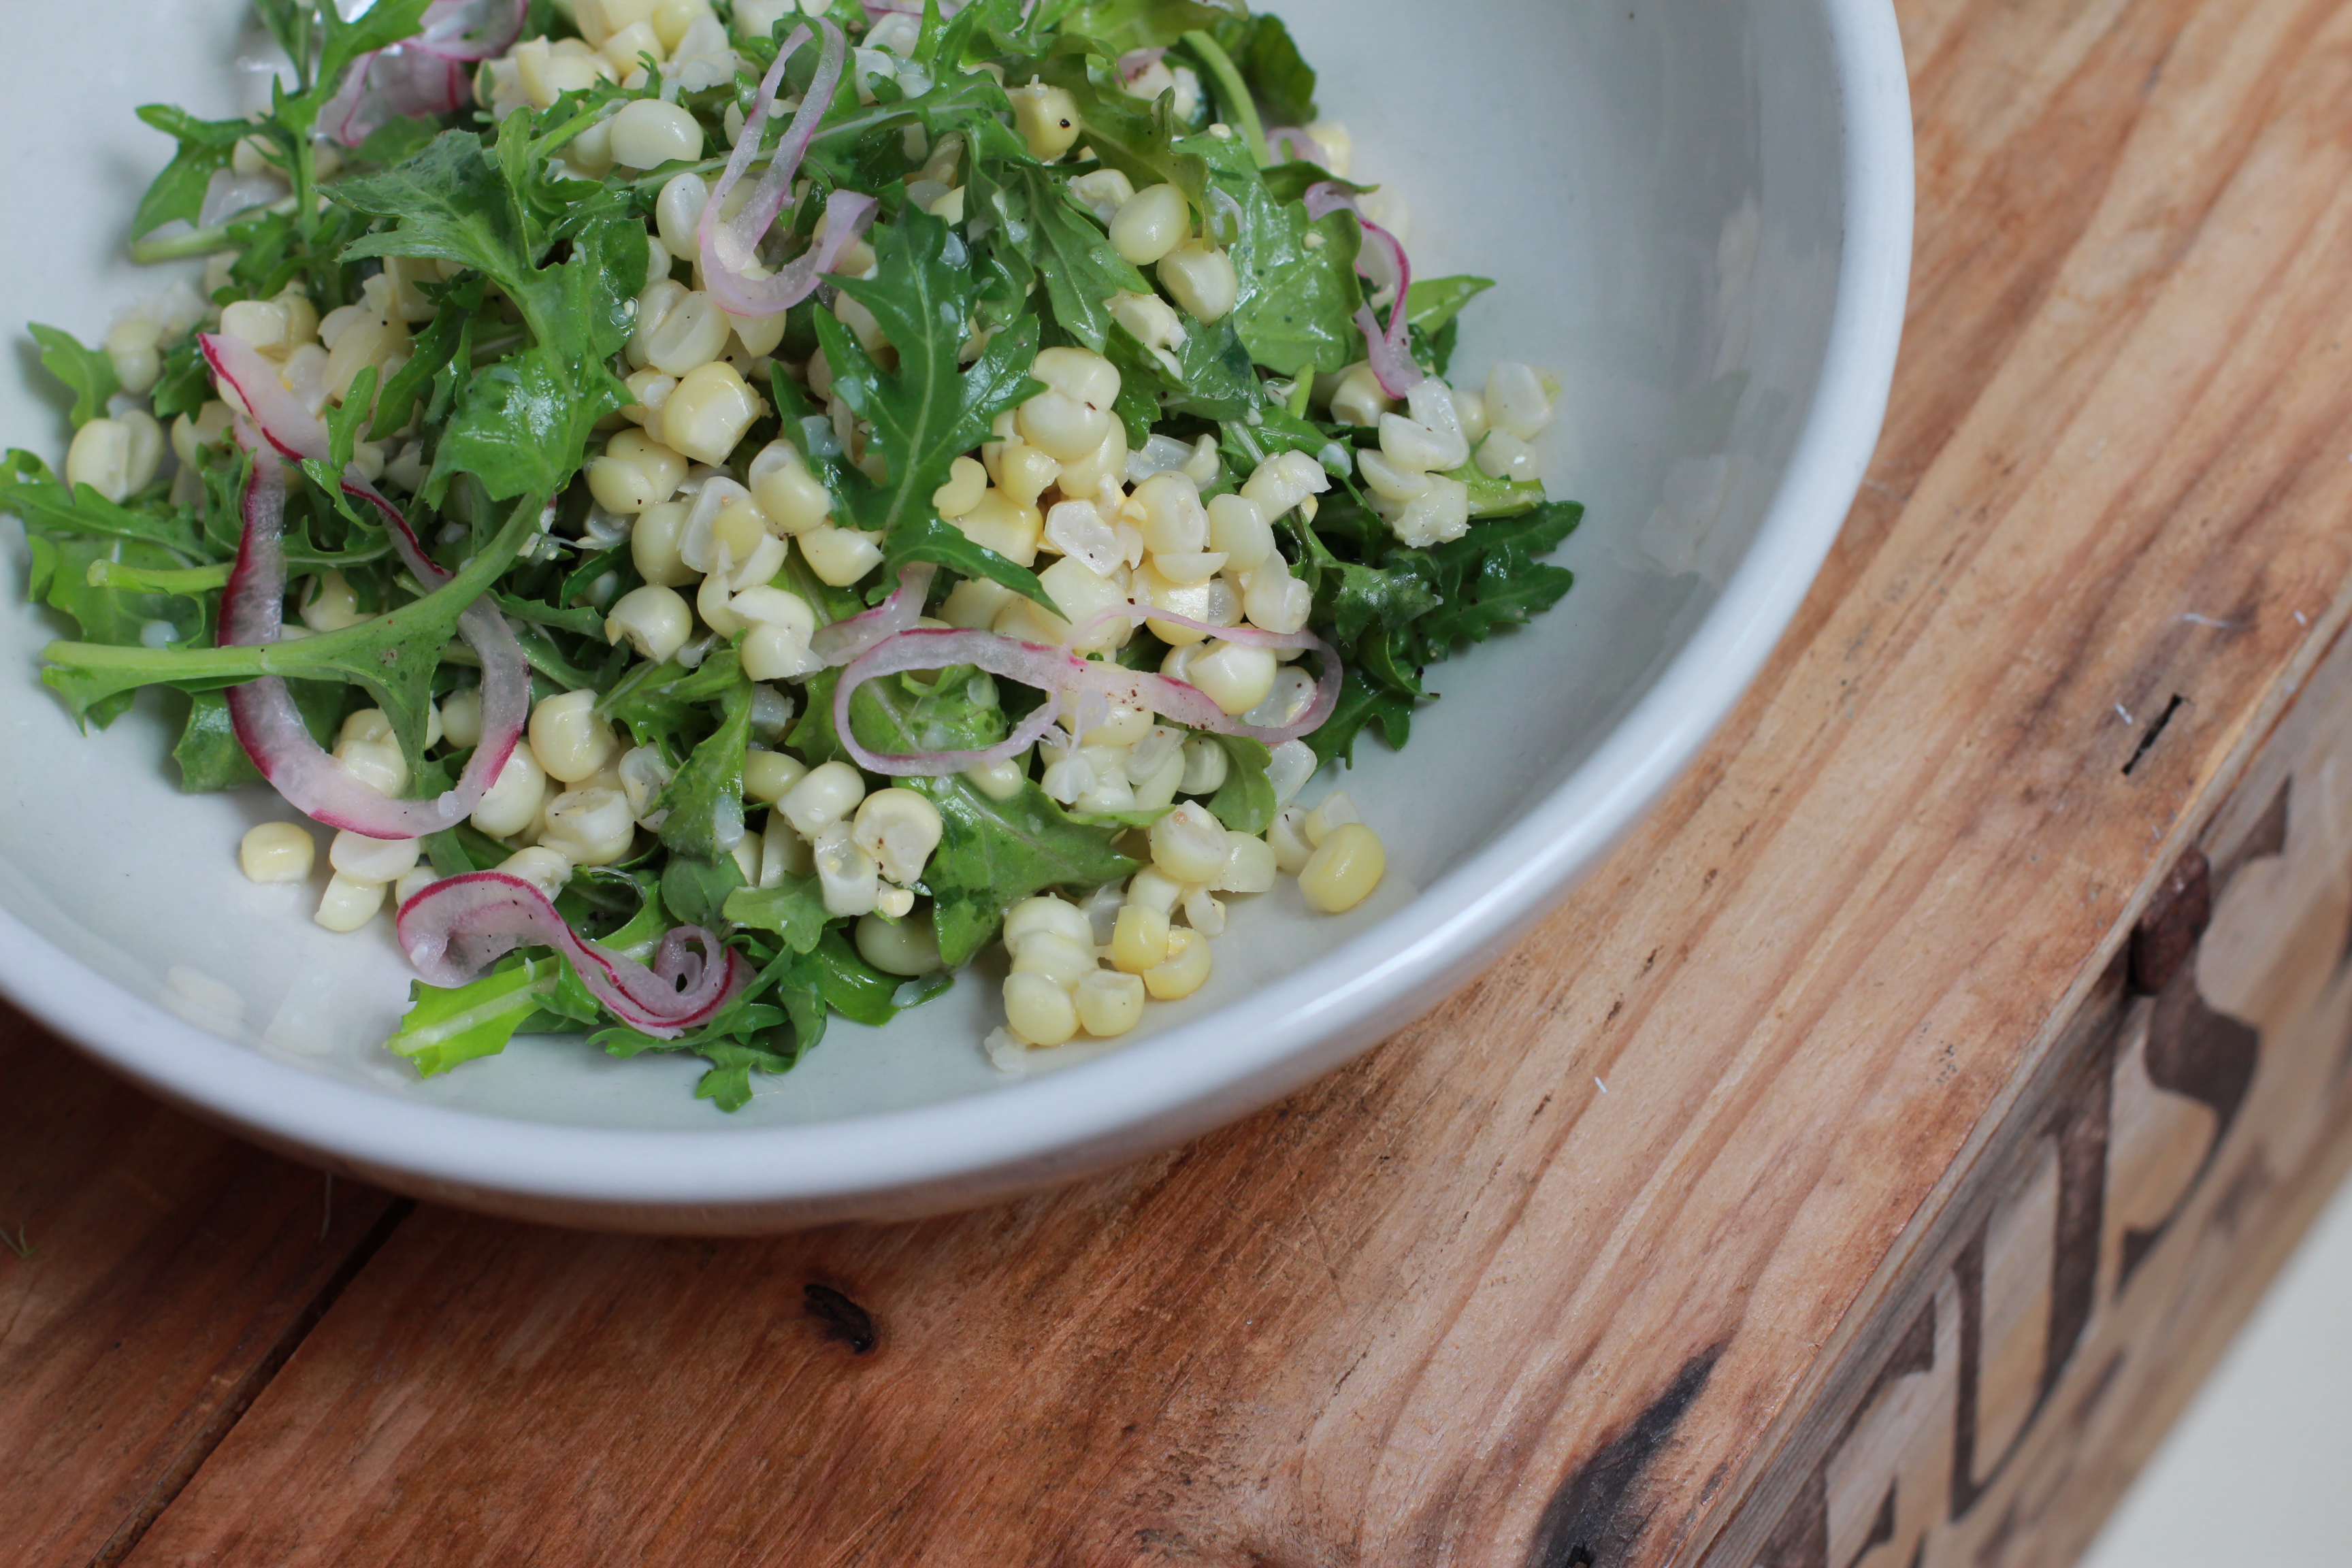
[0,1008,400,1568]
[79,0,2352,1563]
[1708,618,2352,1568]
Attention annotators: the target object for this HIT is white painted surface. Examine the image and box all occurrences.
[2081,1175,2352,1568]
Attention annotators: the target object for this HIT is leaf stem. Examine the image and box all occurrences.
[42,493,542,702]
[129,196,301,265]
[1181,31,1269,168]
[83,560,233,596]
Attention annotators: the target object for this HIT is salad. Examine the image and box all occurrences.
[5,0,1580,1109]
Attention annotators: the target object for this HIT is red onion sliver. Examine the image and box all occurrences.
[1117,46,1169,84]
[1304,182,1425,398]
[410,0,529,61]
[217,434,528,840]
[811,561,935,667]
[698,20,853,320]
[322,51,473,148]
[209,333,529,838]
[833,617,1341,779]
[318,1,523,148]
[201,333,442,582]
[397,872,748,1039]
[1267,127,1330,167]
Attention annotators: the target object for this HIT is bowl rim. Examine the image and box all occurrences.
[0,0,1914,1215]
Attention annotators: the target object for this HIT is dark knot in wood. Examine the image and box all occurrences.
[804,1283,878,1354]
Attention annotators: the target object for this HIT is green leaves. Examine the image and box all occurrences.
[1203,13,1317,129]
[1288,496,1584,768]
[1041,57,1211,214]
[29,326,119,428]
[1045,0,1244,54]
[1205,734,1275,833]
[845,657,1137,967]
[815,206,1051,602]
[655,675,754,862]
[39,492,543,758]
[129,105,253,241]
[331,130,647,501]
[1179,133,1362,377]
[318,0,436,95]
[920,778,1144,968]
[601,648,747,757]
[972,159,1150,353]
[387,956,563,1077]
[726,875,836,955]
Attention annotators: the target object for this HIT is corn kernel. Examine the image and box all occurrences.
[1298,822,1386,913]
[1003,970,1080,1046]
[1077,970,1146,1038]
[1111,902,1171,974]
[1143,926,1211,1000]
[239,822,316,885]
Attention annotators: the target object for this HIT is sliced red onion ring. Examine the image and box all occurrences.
[319,1,524,148]
[321,51,471,152]
[698,20,855,319]
[1267,126,1329,167]
[811,561,936,667]
[834,616,1341,778]
[208,338,529,839]
[1305,182,1425,398]
[201,333,440,579]
[410,0,529,60]
[1118,46,1169,84]
[397,872,748,1039]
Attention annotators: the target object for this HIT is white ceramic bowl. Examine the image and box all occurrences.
[0,0,1910,1231]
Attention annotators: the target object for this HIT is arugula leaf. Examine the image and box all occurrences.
[692,1038,802,1111]
[655,674,753,861]
[1409,502,1583,653]
[660,853,746,930]
[817,929,914,1026]
[1047,0,1243,54]
[1039,56,1211,215]
[1208,13,1318,129]
[602,648,747,756]
[0,448,206,557]
[816,207,1051,602]
[1177,29,1267,165]
[24,534,210,726]
[1177,133,1362,376]
[29,326,119,429]
[172,690,259,791]
[387,955,563,1077]
[129,105,252,240]
[40,492,543,759]
[842,657,1138,966]
[1309,667,1418,769]
[725,874,835,955]
[355,114,444,169]
[149,336,215,424]
[331,131,647,501]
[317,0,435,97]
[1103,312,1260,440]
[170,681,349,792]
[1407,276,1495,338]
[1203,733,1276,833]
[971,159,1149,353]
[1450,460,1548,520]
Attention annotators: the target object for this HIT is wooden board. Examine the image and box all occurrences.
[12,0,2352,1561]
[0,1009,401,1568]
